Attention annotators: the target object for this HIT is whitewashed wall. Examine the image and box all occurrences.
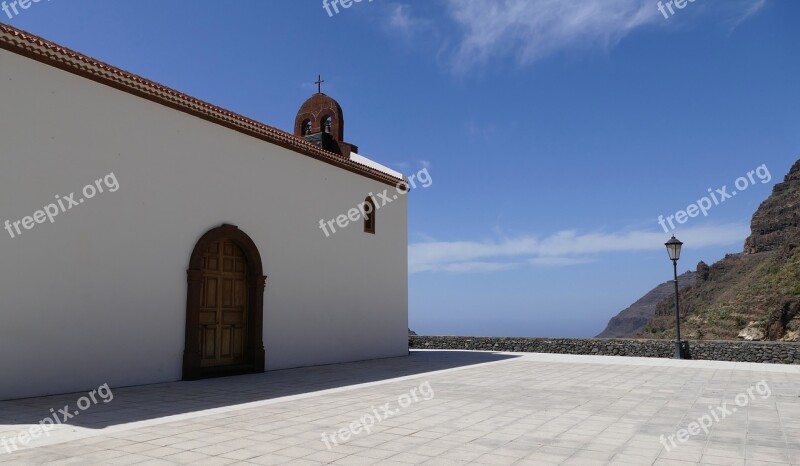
[0,48,408,400]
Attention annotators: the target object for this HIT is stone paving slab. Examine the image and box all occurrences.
[1,351,798,465]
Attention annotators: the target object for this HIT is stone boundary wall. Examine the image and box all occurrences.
[409,336,800,365]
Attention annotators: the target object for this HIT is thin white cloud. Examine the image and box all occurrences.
[438,0,767,71]
[389,4,413,32]
[387,4,432,37]
[438,261,521,274]
[730,0,767,32]
[409,223,750,273]
[445,0,659,71]
[528,256,596,267]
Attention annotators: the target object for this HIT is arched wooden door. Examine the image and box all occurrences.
[199,239,248,367]
[183,224,266,380]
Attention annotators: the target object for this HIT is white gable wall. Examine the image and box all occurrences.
[0,48,408,400]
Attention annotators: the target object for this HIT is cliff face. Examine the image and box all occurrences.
[744,160,800,254]
[644,160,800,341]
[597,271,696,338]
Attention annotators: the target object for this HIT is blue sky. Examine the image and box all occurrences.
[7,0,799,337]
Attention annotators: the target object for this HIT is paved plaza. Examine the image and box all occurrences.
[1,350,798,465]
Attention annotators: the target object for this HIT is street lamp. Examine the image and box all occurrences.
[665,235,683,359]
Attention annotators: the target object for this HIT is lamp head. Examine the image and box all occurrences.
[665,236,683,261]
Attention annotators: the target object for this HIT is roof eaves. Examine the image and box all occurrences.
[0,22,406,189]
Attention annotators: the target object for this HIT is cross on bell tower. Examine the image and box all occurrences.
[315,74,325,94]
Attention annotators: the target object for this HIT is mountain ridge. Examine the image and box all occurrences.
[597,271,696,338]
[600,160,800,341]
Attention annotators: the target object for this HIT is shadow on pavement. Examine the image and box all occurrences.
[0,350,518,430]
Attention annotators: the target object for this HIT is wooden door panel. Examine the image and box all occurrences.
[198,239,248,368]
[221,279,234,307]
[201,327,217,360]
[205,256,219,272]
[199,310,217,325]
[203,277,218,307]
[222,310,244,325]
[220,327,233,358]
[223,257,235,273]
[233,280,246,306]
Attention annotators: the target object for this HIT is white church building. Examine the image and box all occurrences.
[0,23,409,401]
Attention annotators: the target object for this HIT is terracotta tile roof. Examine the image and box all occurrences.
[0,22,406,188]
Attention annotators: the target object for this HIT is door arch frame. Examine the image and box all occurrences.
[183,224,266,380]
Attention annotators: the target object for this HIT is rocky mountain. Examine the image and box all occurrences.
[643,160,800,341]
[597,271,697,338]
[745,161,800,254]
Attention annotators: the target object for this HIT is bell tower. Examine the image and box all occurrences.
[294,76,358,158]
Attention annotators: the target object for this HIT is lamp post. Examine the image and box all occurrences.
[665,236,683,359]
